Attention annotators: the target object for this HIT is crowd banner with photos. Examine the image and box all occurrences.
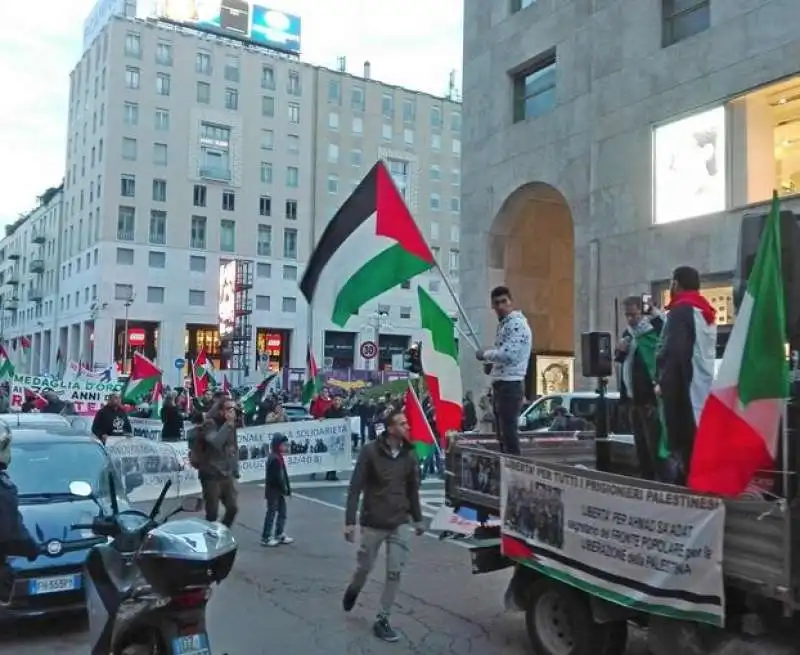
[106,418,353,502]
[9,375,124,415]
[500,459,726,626]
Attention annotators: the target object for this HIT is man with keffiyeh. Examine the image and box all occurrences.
[615,296,665,480]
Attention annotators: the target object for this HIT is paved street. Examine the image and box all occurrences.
[0,481,647,654]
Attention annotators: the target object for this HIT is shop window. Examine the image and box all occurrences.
[659,284,734,325]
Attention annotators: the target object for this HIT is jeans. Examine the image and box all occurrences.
[262,495,287,540]
[349,527,409,618]
[492,380,524,455]
[422,448,443,477]
[200,474,238,527]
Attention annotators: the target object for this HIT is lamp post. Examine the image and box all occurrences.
[366,310,391,373]
[121,294,135,373]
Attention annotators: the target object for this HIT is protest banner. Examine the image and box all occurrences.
[9,375,125,415]
[107,418,353,501]
[500,459,726,626]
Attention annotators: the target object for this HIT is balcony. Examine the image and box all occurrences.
[28,287,43,303]
[199,166,232,182]
[7,252,19,260]
[31,231,46,245]
[6,274,18,286]
[4,298,18,311]
[117,230,134,241]
[29,259,44,274]
[190,237,207,249]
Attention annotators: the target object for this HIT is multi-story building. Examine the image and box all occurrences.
[0,185,65,373]
[1,14,460,378]
[461,0,800,395]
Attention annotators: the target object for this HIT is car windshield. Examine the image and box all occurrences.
[9,440,122,500]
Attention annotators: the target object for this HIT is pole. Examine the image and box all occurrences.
[433,261,481,350]
[122,299,131,374]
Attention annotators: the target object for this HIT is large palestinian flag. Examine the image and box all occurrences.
[299,161,435,326]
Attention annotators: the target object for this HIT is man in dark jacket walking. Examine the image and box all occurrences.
[342,410,424,643]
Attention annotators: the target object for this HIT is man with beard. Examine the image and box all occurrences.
[91,393,132,444]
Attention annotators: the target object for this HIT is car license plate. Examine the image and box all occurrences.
[28,574,82,595]
[171,633,210,655]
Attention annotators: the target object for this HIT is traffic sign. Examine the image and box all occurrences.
[360,340,378,360]
[259,352,269,362]
[174,357,186,370]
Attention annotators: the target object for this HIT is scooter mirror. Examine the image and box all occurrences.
[69,481,93,497]
[181,496,203,513]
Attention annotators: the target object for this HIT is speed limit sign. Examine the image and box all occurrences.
[360,340,378,360]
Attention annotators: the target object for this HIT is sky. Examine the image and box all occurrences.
[0,0,463,226]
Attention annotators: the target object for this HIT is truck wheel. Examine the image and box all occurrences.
[525,578,623,655]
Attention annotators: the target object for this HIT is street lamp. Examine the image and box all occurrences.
[121,293,135,373]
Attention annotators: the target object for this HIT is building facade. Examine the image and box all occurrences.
[1,15,459,379]
[461,0,800,396]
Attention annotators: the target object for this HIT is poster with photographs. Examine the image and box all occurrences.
[458,452,501,498]
[535,355,574,396]
[500,459,726,626]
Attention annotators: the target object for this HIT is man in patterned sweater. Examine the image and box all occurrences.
[476,286,533,455]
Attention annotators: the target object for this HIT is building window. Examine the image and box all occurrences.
[430,165,441,180]
[156,42,172,66]
[328,79,341,104]
[124,32,141,57]
[122,137,137,160]
[260,162,273,183]
[256,295,270,311]
[450,224,460,243]
[352,86,365,112]
[287,71,301,96]
[286,166,299,188]
[282,297,297,313]
[399,306,412,320]
[430,222,440,240]
[115,284,134,301]
[382,124,392,140]
[261,65,275,89]
[257,263,272,278]
[450,197,460,213]
[262,95,275,117]
[123,101,138,125]
[288,102,300,123]
[283,228,298,259]
[222,190,235,211]
[189,290,205,306]
[149,210,166,244]
[328,112,339,130]
[116,247,134,265]
[117,206,135,241]
[283,265,297,281]
[196,82,210,104]
[152,178,167,202]
[153,143,168,166]
[147,286,165,303]
[381,93,393,118]
[196,51,212,75]
[662,0,710,47]
[224,55,240,81]
[351,149,363,167]
[257,225,272,256]
[452,168,461,186]
[402,98,416,123]
[431,133,441,150]
[120,174,135,197]
[327,175,339,194]
[220,219,235,252]
[156,73,170,96]
[448,249,459,276]
[225,88,239,110]
[190,255,206,272]
[451,112,462,132]
[285,199,298,220]
[430,106,442,128]
[190,215,207,249]
[328,143,339,163]
[259,195,272,216]
[352,116,363,134]
[513,52,557,122]
[148,251,166,269]
[193,184,207,207]
[155,108,169,130]
[404,128,414,145]
[430,194,441,211]
[511,0,536,11]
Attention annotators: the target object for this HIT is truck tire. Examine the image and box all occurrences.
[524,577,627,655]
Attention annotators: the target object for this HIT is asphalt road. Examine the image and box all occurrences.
[0,480,649,654]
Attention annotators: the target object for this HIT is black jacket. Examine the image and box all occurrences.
[0,469,37,560]
[91,405,132,440]
[160,404,184,440]
[615,315,664,406]
[265,453,291,497]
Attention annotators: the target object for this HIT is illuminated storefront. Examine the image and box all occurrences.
[256,328,290,371]
[185,325,221,369]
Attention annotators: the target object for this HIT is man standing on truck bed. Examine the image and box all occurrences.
[615,295,665,480]
[476,285,533,455]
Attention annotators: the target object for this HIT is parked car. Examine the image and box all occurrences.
[517,391,630,434]
[0,413,72,431]
[0,429,139,618]
[281,402,313,422]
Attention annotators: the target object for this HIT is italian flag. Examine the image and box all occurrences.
[0,345,15,381]
[405,383,437,460]
[299,161,435,326]
[688,191,790,496]
[122,352,162,405]
[301,346,323,405]
[150,380,164,419]
[418,286,463,442]
[192,349,211,397]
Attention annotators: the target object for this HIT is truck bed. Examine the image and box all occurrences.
[445,432,799,607]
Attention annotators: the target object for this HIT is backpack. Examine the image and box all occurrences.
[186,425,208,469]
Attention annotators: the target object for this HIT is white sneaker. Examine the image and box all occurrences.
[265,538,280,547]
[277,534,294,545]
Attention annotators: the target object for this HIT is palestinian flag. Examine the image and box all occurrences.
[418,286,463,442]
[150,380,164,419]
[299,161,435,327]
[301,346,323,405]
[240,373,278,417]
[23,387,48,411]
[688,191,790,496]
[222,374,231,394]
[122,352,162,405]
[192,349,211,397]
[0,344,15,381]
[404,383,436,461]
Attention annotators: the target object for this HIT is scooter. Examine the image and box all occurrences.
[68,475,237,655]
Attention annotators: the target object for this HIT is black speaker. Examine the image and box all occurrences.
[581,331,613,378]
[735,210,800,339]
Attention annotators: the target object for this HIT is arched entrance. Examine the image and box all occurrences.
[488,182,575,399]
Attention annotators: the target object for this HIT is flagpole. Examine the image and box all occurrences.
[432,261,481,351]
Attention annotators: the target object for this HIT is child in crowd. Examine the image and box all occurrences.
[261,433,294,547]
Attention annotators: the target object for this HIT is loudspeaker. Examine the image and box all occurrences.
[735,210,800,339]
[581,331,613,378]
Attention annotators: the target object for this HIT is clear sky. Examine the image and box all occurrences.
[0,0,463,226]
